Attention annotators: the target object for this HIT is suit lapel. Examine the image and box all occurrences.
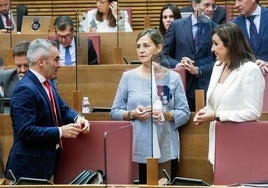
[27,71,59,125]
[213,67,240,110]
[183,17,195,53]
[206,64,223,101]
[257,7,268,53]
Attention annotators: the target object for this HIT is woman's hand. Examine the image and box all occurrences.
[152,109,165,123]
[193,109,215,125]
[109,1,118,19]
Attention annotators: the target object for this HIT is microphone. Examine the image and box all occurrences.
[198,12,212,23]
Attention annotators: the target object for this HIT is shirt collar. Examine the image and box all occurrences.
[29,68,46,84]
[250,5,261,17]
[191,14,198,26]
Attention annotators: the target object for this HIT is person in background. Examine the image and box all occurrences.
[110,29,190,184]
[162,0,217,111]
[180,2,226,25]
[53,16,98,65]
[194,23,265,167]
[0,41,29,114]
[0,0,15,33]
[5,39,90,181]
[79,0,132,32]
[232,0,268,75]
[158,3,181,37]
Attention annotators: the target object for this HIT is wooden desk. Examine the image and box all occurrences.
[0,32,140,66]
[56,65,138,109]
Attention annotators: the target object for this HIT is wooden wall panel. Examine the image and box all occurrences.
[11,0,268,31]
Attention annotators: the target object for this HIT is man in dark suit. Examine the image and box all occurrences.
[53,16,98,65]
[0,0,15,33]
[162,0,217,111]
[232,0,268,75]
[0,41,29,114]
[181,4,226,25]
[5,39,90,181]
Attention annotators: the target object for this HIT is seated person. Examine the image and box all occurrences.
[53,16,98,65]
[0,0,16,33]
[79,0,132,32]
[0,0,27,33]
[181,3,226,24]
[0,41,29,113]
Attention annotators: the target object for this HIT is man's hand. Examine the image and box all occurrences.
[75,116,90,134]
[0,29,9,34]
[61,123,82,138]
[256,59,268,75]
[180,57,199,75]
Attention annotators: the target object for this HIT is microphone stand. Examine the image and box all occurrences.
[146,55,159,185]
[6,4,13,66]
[49,0,54,32]
[114,0,122,64]
[72,10,81,112]
[194,9,206,112]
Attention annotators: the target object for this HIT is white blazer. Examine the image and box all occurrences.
[80,9,133,32]
[203,61,265,165]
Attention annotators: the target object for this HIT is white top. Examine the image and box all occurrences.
[79,9,132,32]
[203,61,265,165]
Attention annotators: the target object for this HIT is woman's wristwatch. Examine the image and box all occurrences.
[128,111,134,120]
[215,112,220,121]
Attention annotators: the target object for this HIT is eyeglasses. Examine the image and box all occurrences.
[56,33,73,40]
[203,3,217,10]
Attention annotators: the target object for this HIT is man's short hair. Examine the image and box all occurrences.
[13,41,30,57]
[53,16,74,32]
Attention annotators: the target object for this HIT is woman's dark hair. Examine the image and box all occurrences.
[159,3,181,37]
[96,0,117,27]
[212,22,255,70]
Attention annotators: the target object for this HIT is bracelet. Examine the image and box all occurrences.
[128,111,134,120]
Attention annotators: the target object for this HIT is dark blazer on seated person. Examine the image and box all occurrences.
[181,5,226,24]
[5,70,79,180]
[0,68,18,98]
[0,68,18,113]
[54,36,98,65]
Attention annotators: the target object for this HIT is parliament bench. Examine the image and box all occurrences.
[214,121,268,185]
[54,121,137,184]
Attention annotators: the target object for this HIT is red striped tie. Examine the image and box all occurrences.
[44,80,62,149]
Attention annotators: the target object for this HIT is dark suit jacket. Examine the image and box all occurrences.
[54,37,98,65]
[0,14,7,30]
[181,6,226,25]
[0,68,18,98]
[232,6,268,61]
[0,69,18,113]
[162,16,217,111]
[5,70,78,180]
[0,5,27,32]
